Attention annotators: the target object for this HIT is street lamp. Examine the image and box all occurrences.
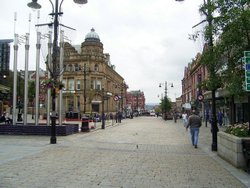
[159,81,173,99]
[83,63,91,114]
[159,81,173,120]
[27,0,88,144]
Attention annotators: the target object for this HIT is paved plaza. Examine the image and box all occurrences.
[0,117,250,188]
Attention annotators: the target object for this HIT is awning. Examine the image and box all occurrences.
[182,103,191,109]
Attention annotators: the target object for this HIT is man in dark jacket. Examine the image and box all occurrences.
[186,110,202,148]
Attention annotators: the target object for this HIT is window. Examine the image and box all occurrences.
[75,64,79,71]
[96,80,101,90]
[91,79,102,90]
[68,79,75,90]
[94,64,99,72]
[62,79,66,90]
[68,64,72,72]
[66,65,70,72]
[77,80,81,90]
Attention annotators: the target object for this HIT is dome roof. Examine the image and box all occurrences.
[85,28,100,42]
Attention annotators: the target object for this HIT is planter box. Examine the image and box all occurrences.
[218,132,250,169]
[0,124,79,136]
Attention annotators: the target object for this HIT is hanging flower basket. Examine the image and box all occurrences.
[42,79,64,90]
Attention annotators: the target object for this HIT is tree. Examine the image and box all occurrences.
[213,0,250,97]
[154,106,161,114]
[209,0,249,126]
[28,81,35,106]
[199,0,220,151]
[160,97,172,114]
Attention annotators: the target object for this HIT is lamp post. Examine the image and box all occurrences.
[159,81,173,120]
[83,63,91,114]
[101,89,112,129]
[176,0,218,151]
[159,81,173,99]
[120,81,127,113]
[27,0,88,144]
[101,88,105,129]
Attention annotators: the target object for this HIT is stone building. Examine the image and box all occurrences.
[61,28,126,117]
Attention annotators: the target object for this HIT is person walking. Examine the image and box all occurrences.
[217,110,223,127]
[118,111,122,123]
[186,110,202,148]
[182,111,188,127]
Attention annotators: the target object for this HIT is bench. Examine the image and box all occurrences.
[242,139,250,173]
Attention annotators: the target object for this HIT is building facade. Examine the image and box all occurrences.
[182,52,209,113]
[60,28,126,117]
[126,90,145,114]
[181,46,241,125]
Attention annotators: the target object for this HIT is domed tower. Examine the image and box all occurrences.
[81,28,104,61]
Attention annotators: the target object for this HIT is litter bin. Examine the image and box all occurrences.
[81,116,90,132]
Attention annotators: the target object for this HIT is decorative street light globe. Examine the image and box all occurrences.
[27,0,41,9]
[27,0,87,9]
[74,0,88,4]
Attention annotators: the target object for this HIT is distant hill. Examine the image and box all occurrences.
[145,103,159,111]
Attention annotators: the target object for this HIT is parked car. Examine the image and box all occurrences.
[150,112,156,116]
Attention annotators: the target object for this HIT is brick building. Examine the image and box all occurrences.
[126,90,145,114]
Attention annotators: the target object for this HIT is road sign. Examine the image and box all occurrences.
[197,94,204,101]
[245,57,250,64]
[245,70,250,91]
[246,72,250,77]
[244,51,250,91]
[244,51,250,57]
[113,95,119,101]
[247,84,250,91]
[246,77,250,84]
[246,64,250,71]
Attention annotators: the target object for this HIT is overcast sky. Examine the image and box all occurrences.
[0,0,205,104]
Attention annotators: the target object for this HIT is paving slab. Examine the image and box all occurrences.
[0,117,249,188]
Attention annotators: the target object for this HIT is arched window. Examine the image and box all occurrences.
[94,64,99,72]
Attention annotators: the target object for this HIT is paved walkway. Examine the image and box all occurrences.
[0,117,249,188]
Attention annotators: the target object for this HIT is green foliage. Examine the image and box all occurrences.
[28,81,35,99]
[154,106,161,114]
[160,97,172,113]
[214,0,250,97]
[199,0,250,98]
[225,123,250,137]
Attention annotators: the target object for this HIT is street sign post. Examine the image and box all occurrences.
[244,51,250,91]
[244,51,250,135]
